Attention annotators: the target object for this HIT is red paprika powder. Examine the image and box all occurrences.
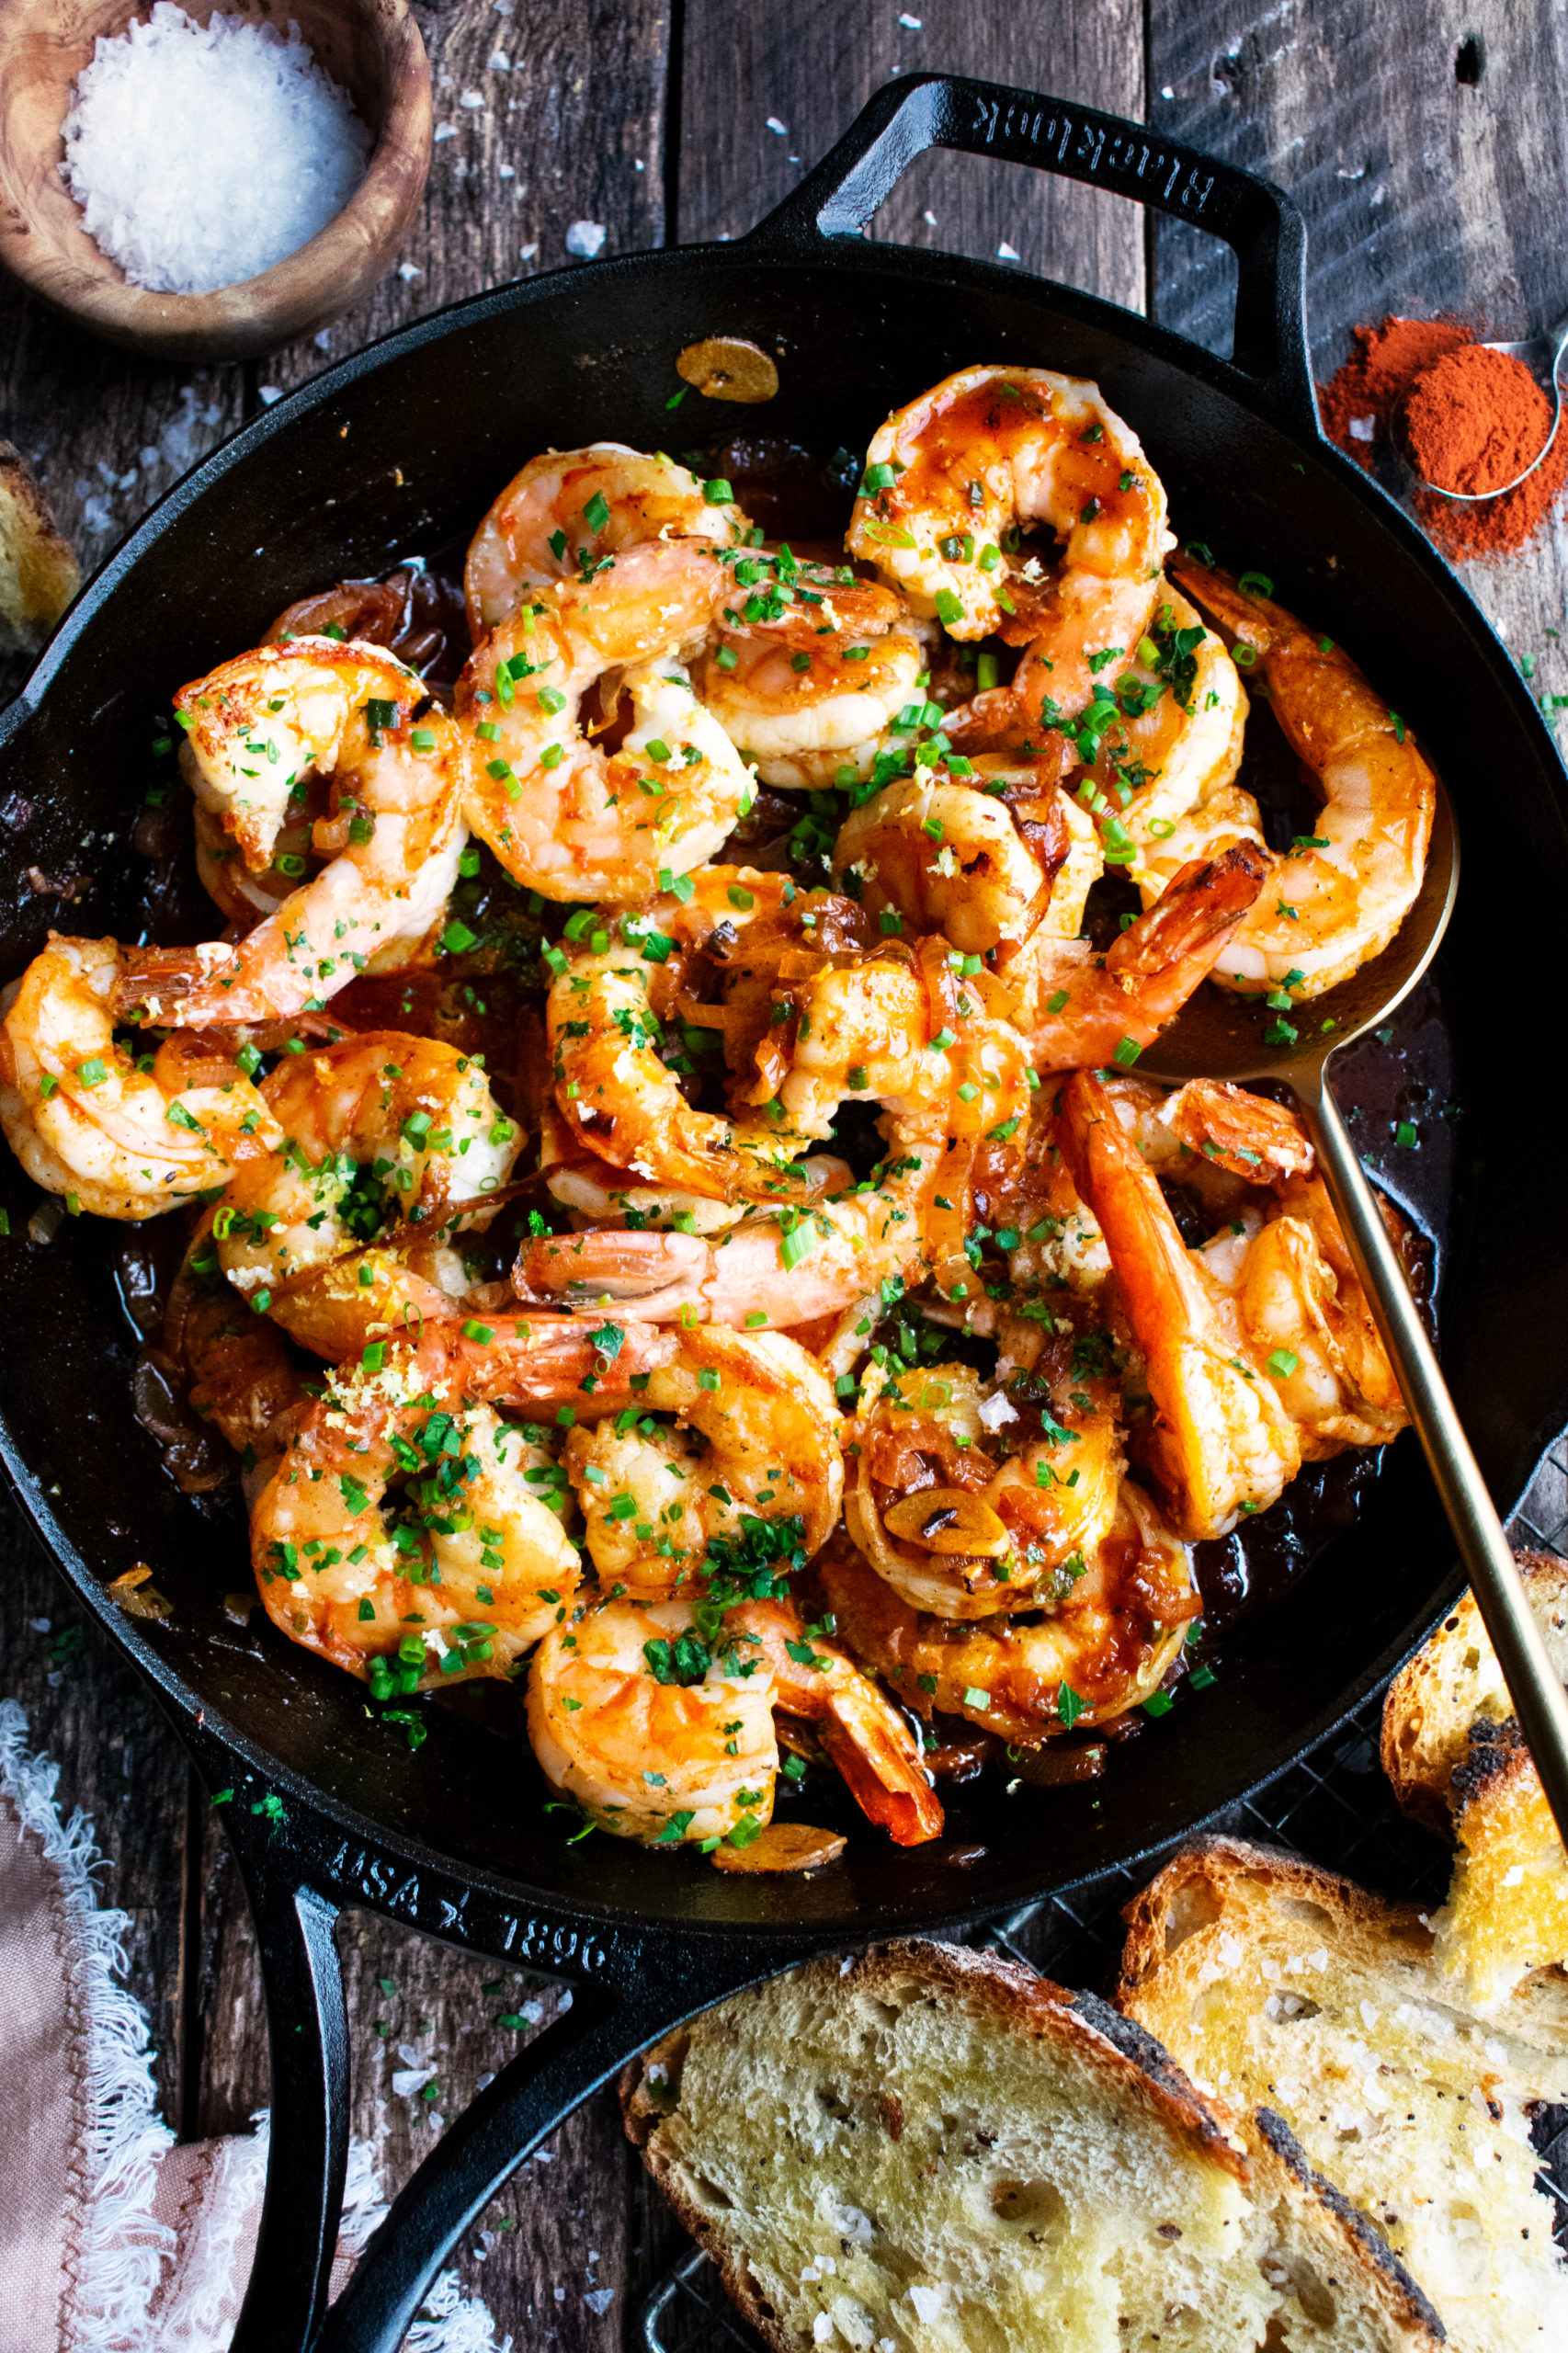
[1317,313,1565,562]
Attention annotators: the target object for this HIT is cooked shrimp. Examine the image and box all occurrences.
[831,761,1101,955]
[562,1325,843,1596]
[118,640,467,1029]
[456,540,750,904]
[1165,558,1437,996]
[845,1358,1122,1620]
[465,446,747,633]
[248,1314,679,1688]
[727,1597,942,1847]
[818,1474,1198,1745]
[538,1102,850,1236]
[526,1593,780,1845]
[162,1211,308,1498]
[1058,1068,1301,1539]
[1017,844,1267,1072]
[215,1032,521,1357]
[847,365,1172,714]
[0,937,282,1219]
[528,1587,940,1850]
[694,565,927,789]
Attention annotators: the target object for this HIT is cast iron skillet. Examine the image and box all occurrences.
[4,74,1566,2352]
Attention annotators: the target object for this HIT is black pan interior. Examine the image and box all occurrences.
[4,240,1565,1943]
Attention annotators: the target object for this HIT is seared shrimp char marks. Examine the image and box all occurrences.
[127,640,466,1028]
[563,1326,843,1597]
[0,937,281,1220]
[215,1032,521,1358]
[848,365,1171,713]
[465,446,748,632]
[456,540,750,904]
[696,562,927,790]
[1165,557,1437,996]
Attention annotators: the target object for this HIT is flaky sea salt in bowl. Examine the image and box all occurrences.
[0,0,431,361]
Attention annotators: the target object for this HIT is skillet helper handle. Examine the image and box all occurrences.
[748,72,1316,438]
[222,1819,352,2353]
[1299,1063,1568,1844]
[317,1979,681,2353]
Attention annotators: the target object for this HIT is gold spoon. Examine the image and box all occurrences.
[1140,779,1568,1842]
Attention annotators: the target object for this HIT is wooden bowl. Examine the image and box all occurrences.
[0,0,431,362]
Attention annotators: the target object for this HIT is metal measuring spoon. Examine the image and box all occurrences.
[1139,779,1568,1841]
[1413,312,1568,501]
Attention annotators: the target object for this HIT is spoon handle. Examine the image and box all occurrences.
[1296,1063,1568,1844]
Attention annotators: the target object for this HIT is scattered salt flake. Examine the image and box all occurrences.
[1337,165,1366,181]
[1503,1863,1525,1886]
[998,241,1021,262]
[396,261,423,280]
[498,163,515,178]
[977,1391,1017,1430]
[908,2286,945,2324]
[258,385,283,405]
[520,241,540,262]
[1161,84,1175,98]
[392,2065,437,2097]
[313,329,331,350]
[766,117,789,135]
[899,11,923,23]
[459,90,484,109]
[475,2070,495,2091]
[434,125,458,142]
[585,2289,615,2316]
[922,209,937,226]
[553,2287,566,2303]
[813,2319,833,2344]
[1348,415,1376,442]
[566,221,606,258]
[62,3,372,295]
[488,51,511,69]
[1369,182,1387,206]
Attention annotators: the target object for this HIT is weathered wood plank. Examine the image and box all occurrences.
[1147,0,1568,729]
[262,0,673,397]
[676,0,1145,313]
[0,1484,193,2131]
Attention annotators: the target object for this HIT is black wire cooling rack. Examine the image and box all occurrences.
[638,1446,1568,2352]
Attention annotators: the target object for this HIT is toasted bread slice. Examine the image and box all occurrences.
[622,1938,1443,2351]
[1116,1836,1568,2353]
[1433,1716,1568,2008]
[0,442,79,653]
[1381,1552,1568,1828]
[1381,1551,1568,2005]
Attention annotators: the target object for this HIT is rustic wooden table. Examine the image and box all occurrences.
[4,1,1568,2343]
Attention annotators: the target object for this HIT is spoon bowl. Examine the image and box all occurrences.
[1142,775,1568,1847]
[1140,779,1460,1087]
[1411,310,1568,505]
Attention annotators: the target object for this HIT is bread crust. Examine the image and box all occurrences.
[1381,1550,1568,1827]
[0,441,79,652]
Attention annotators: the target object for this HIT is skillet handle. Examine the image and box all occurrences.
[745,73,1317,441]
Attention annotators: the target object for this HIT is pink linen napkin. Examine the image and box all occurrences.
[0,1699,506,2352]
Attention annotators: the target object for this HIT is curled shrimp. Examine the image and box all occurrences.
[694,564,927,788]
[247,1314,677,1690]
[1057,1068,1303,1539]
[117,639,467,1028]
[562,1324,843,1596]
[0,936,281,1219]
[527,1590,940,1850]
[161,1211,308,1497]
[847,365,1172,714]
[214,1031,521,1357]
[1017,844,1267,1071]
[1165,558,1437,996]
[465,446,747,633]
[818,1472,1198,1746]
[831,759,1101,955]
[844,1355,1123,1620]
[455,540,750,904]
[527,1592,780,1845]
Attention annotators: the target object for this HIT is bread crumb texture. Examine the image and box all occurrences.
[1119,1836,1568,2353]
[0,444,79,653]
[623,1938,1441,2351]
